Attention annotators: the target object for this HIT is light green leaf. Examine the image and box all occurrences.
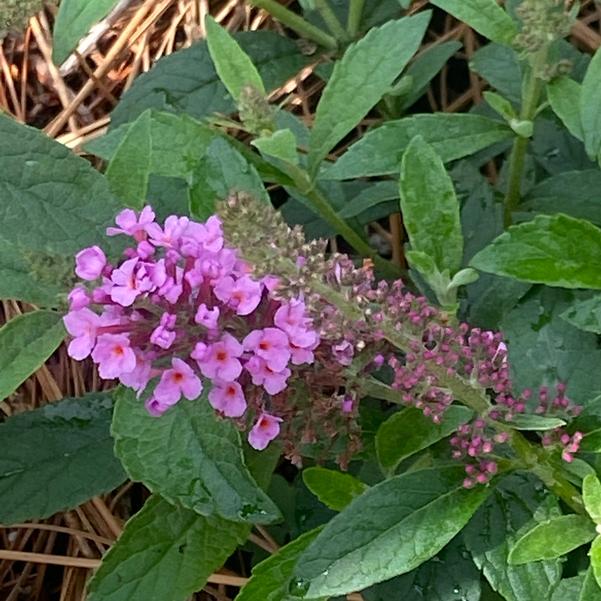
[591,536,601,590]
[0,393,125,524]
[105,110,152,208]
[323,114,512,180]
[376,406,473,474]
[471,214,601,289]
[561,295,601,334]
[189,137,268,221]
[0,113,121,256]
[302,467,368,511]
[112,387,280,524]
[508,514,596,564]
[581,47,601,160]
[465,474,562,601]
[430,0,517,45]
[405,250,438,280]
[484,91,517,122]
[88,495,248,601]
[584,475,601,525]
[292,466,490,598]
[308,12,430,171]
[236,528,322,601]
[205,16,265,102]
[252,129,298,164]
[400,135,463,275]
[509,414,567,431]
[0,311,65,400]
[449,267,480,289]
[52,0,119,64]
[111,32,309,127]
[547,76,584,141]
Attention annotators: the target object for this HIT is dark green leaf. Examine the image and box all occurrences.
[0,311,65,400]
[236,528,322,601]
[400,136,463,274]
[52,0,119,64]
[551,576,585,601]
[547,76,583,141]
[581,47,601,160]
[471,214,601,289]
[584,474,601,524]
[508,514,596,564]
[205,16,265,102]
[308,12,430,171]
[429,0,517,45]
[88,495,248,601]
[324,114,512,180]
[292,466,490,597]
[302,467,368,511]
[561,295,601,334]
[501,288,601,404]
[110,32,309,127]
[0,393,125,524]
[470,43,522,103]
[376,406,473,474]
[337,180,398,219]
[0,113,121,255]
[583,568,601,601]
[464,474,562,601]
[569,397,601,452]
[522,170,601,226]
[112,387,280,524]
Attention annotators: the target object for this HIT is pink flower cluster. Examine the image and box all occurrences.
[63,207,319,451]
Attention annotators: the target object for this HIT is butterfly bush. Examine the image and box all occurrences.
[65,201,584,479]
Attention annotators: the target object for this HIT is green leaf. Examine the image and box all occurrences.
[252,129,298,164]
[105,110,152,208]
[52,0,119,64]
[584,475,601,524]
[0,311,65,400]
[583,567,601,601]
[189,137,268,221]
[87,495,248,601]
[509,414,567,431]
[0,113,121,256]
[569,397,601,452]
[0,239,64,305]
[484,91,517,122]
[376,406,473,474]
[112,387,280,524]
[591,536,601,590]
[501,288,601,404]
[308,12,430,171]
[471,214,601,289]
[236,528,322,601]
[561,295,601,334]
[464,474,562,601]
[205,16,265,102]
[324,114,512,180]
[405,250,438,280]
[302,467,368,511]
[110,32,308,127]
[292,466,490,597]
[400,135,463,275]
[581,47,601,160]
[522,170,601,226]
[547,76,584,141]
[0,393,125,524]
[551,576,586,601]
[430,0,517,45]
[508,514,596,564]
[470,43,522,103]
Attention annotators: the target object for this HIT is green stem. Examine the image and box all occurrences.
[503,48,548,227]
[347,0,365,37]
[314,0,349,41]
[247,0,338,50]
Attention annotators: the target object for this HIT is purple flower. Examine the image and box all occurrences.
[243,327,291,372]
[75,246,106,280]
[181,216,224,256]
[214,275,262,316]
[194,303,219,330]
[110,258,154,307]
[245,356,291,395]
[150,312,176,349]
[107,206,155,239]
[154,358,202,406]
[196,334,243,381]
[248,412,283,450]
[119,351,152,393]
[91,333,137,379]
[63,308,101,360]
[208,380,247,417]
[68,287,91,311]
[146,215,189,249]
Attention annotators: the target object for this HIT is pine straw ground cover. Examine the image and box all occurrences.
[1,1,601,600]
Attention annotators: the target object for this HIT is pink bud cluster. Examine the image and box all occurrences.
[63,207,322,451]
